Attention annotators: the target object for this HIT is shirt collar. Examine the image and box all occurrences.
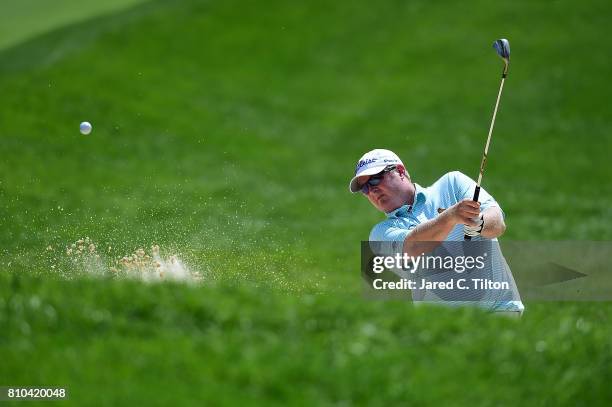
[385,183,426,218]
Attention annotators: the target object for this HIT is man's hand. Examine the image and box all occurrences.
[446,199,481,227]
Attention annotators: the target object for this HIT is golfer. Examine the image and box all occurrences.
[350,149,524,315]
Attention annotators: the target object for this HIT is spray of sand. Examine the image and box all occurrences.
[54,237,203,283]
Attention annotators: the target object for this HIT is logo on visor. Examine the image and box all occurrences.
[355,158,377,173]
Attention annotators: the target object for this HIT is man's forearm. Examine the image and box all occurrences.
[403,211,455,255]
[481,206,506,238]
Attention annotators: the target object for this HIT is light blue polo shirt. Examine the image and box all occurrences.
[369,171,524,313]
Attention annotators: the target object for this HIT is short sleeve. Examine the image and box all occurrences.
[369,221,414,257]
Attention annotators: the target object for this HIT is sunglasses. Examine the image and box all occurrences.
[360,165,397,195]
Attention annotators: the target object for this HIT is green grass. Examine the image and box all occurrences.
[1,0,611,404]
[2,272,611,406]
[0,0,150,51]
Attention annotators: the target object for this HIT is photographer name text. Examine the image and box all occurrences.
[372,278,509,290]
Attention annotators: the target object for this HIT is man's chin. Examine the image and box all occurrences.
[377,202,394,213]
[378,196,393,205]
[378,200,402,213]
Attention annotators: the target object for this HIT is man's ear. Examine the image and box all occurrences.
[397,165,406,178]
[397,165,411,182]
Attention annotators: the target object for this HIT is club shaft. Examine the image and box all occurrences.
[465,73,507,241]
[476,76,506,186]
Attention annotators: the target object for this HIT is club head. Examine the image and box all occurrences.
[493,39,510,60]
[493,38,510,76]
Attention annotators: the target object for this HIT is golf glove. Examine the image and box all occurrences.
[463,215,484,237]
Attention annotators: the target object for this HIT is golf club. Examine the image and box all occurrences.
[465,38,510,241]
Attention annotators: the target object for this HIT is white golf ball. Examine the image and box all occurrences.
[80,121,92,135]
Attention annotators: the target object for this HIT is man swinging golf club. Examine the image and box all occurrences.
[350,149,523,314]
[350,39,523,314]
